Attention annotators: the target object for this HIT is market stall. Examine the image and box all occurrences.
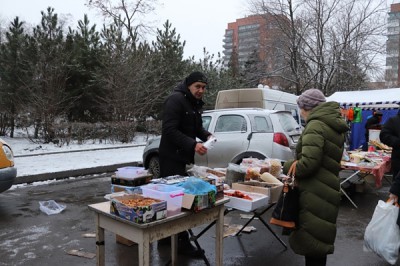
[327,88,400,150]
[340,150,392,208]
[88,198,228,266]
[92,160,287,265]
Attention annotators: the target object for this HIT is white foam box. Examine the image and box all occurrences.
[232,181,283,204]
[224,189,269,212]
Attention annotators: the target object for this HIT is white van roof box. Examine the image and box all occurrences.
[215,88,298,109]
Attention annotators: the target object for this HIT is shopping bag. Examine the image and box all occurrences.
[363,199,400,265]
[269,161,299,229]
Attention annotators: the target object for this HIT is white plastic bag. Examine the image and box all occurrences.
[39,200,66,215]
[363,199,400,265]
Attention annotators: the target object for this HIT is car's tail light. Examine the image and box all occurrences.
[273,133,289,147]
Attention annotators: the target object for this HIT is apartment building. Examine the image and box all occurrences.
[386,3,400,87]
[222,14,288,73]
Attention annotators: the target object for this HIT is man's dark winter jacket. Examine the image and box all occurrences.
[283,101,349,257]
[380,111,400,168]
[379,111,400,181]
[159,81,210,165]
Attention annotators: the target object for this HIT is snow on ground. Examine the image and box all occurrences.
[2,133,153,177]
[2,133,151,156]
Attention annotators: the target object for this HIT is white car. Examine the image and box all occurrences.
[143,108,302,178]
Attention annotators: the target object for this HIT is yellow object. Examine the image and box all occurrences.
[269,159,282,177]
[260,172,281,184]
[350,153,364,164]
[0,139,14,168]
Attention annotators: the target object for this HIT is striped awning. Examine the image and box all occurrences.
[327,88,400,110]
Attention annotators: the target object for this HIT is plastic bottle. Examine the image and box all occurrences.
[203,136,217,149]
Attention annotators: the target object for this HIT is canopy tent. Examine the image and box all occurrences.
[327,88,400,110]
[327,88,400,150]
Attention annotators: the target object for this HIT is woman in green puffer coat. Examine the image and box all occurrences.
[283,89,349,266]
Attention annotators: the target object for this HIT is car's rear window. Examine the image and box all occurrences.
[214,115,247,132]
[276,113,300,132]
[253,116,274,133]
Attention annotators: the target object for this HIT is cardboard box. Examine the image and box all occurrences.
[182,190,216,212]
[116,234,135,246]
[232,181,283,204]
[224,189,269,212]
[111,184,142,194]
[111,174,152,187]
[110,194,167,223]
[216,184,224,200]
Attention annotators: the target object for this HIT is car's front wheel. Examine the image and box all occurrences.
[148,155,160,179]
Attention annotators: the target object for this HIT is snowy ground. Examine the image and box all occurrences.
[2,134,152,177]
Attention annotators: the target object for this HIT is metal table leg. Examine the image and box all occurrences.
[340,170,360,208]
[235,203,287,249]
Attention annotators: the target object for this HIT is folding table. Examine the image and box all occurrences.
[189,201,287,251]
[88,198,228,266]
[340,159,391,208]
[340,169,361,208]
[225,203,287,249]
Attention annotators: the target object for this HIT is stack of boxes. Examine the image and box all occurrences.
[111,166,152,194]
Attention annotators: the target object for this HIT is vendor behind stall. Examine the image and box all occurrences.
[363,110,383,151]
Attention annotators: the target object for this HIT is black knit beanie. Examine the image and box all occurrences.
[185,71,208,86]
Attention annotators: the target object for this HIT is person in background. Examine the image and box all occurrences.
[158,71,212,258]
[283,89,349,266]
[363,110,383,151]
[380,109,400,181]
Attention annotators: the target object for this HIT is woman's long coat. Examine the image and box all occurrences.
[283,101,349,257]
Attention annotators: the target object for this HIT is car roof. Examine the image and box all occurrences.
[203,108,288,115]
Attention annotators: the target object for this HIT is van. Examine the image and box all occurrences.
[214,87,303,126]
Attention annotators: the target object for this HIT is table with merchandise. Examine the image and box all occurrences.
[88,197,228,266]
[340,150,391,208]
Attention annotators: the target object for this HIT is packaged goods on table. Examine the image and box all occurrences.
[141,184,184,216]
[115,166,149,179]
[239,158,283,183]
[224,189,269,212]
[110,194,167,223]
[112,166,152,187]
[225,163,246,187]
[150,175,189,185]
[179,177,217,212]
[232,181,283,204]
[269,159,282,178]
[188,165,226,185]
[111,184,142,194]
[369,139,392,151]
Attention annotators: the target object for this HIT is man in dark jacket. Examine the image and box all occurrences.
[158,71,212,257]
[380,110,400,180]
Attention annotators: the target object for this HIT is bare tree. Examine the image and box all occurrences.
[86,0,159,42]
[247,0,387,95]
